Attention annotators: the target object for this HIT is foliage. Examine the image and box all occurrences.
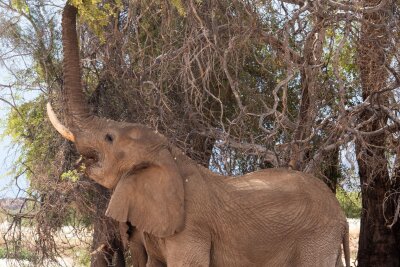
[70,0,122,42]
[10,0,29,13]
[0,246,37,262]
[170,0,186,16]
[3,96,54,181]
[61,169,81,182]
[336,188,362,218]
[75,247,91,267]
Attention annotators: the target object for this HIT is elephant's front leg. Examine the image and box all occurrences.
[165,235,211,267]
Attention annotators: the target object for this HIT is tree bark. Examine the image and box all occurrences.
[90,184,125,267]
[356,0,400,265]
[322,148,341,194]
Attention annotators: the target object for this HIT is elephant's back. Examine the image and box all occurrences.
[209,168,347,266]
[220,168,346,234]
[227,168,340,208]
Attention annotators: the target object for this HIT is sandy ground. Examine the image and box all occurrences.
[0,258,74,267]
[0,221,91,267]
[347,218,360,267]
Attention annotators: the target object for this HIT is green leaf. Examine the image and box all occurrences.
[70,0,123,43]
[61,169,81,182]
[11,0,30,14]
[171,0,186,16]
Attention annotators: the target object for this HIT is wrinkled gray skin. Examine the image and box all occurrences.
[52,4,350,267]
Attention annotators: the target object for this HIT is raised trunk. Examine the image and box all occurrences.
[61,4,125,266]
[61,4,93,128]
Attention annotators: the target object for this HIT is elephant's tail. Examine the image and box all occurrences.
[343,221,350,267]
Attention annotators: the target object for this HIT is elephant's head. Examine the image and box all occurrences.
[47,4,184,237]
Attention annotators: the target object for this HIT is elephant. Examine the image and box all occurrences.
[119,223,148,267]
[47,3,350,267]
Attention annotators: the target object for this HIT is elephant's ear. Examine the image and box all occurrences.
[106,149,185,237]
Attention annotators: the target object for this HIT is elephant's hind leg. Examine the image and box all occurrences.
[294,248,340,267]
[165,234,211,267]
[335,248,345,267]
[294,235,343,266]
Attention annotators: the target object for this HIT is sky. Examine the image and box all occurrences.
[0,67,33,198]
[0,105,29,198]
[0,0,64,199]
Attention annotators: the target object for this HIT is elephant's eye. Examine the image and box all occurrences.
[105,133,114,143]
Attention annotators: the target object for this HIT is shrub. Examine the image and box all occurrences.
[336,188,361,218]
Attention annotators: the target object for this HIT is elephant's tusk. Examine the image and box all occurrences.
[46,102,75,142]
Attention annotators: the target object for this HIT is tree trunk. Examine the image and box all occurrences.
[356,131,399,266]
[322,148,341,194]
[356,0,400,265]
[90,184,125,267]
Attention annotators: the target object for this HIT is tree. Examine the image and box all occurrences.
[356,0,400,265]
[1,0,400,266]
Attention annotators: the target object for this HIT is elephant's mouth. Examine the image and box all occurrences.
[85,151,100,167]
[78,148,101,171]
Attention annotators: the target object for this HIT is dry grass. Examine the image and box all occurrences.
[0,214,92,266]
